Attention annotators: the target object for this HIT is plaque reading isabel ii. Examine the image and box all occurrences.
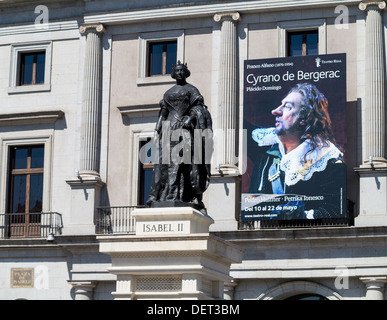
[11,268,34,288]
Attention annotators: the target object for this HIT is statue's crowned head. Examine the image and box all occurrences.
[171,60,191,79]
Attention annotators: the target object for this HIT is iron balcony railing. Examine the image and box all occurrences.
[96,206,144,234]
[0,212,63,239]
[96,200,355,234]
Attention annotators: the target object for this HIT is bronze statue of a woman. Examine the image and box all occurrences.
[146,61,213,214]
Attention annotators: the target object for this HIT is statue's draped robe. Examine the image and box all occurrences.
[147,83,213,211]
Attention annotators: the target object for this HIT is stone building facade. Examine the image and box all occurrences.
[0,0,387,300]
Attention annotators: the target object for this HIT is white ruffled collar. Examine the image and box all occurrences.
[252,127,343,186]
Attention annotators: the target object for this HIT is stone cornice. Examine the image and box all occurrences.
[0,20,79,37]
[214,226,387,242]
[0,110,64,125]
[118,105,160,118]
[360,277,387,285]
[83,0,361,25]
[0,0,79,8]
[0,0,361,37]
[354,166,387,174]
[359,0,387,11]
[66,175,105,188]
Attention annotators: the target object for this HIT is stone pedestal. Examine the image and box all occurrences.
[354,168,387,227]
[66,177,104,235]
[98,207,243,300]
[208,174,240,231]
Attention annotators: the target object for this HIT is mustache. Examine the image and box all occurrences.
[274,118,305,132]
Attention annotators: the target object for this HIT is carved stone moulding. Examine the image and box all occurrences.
[359,0,387,11]
[213,11,241,23]
[79,23,106,35]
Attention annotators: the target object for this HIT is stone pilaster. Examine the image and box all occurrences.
[359,1,387,167]
[79,23,106,178]
[360,277,387,300]
[355,2,387,227]
[214,12,241,175]
[64,24,106,235]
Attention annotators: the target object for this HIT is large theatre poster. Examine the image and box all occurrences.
[241,54,347,221]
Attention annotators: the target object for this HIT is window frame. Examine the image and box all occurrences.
[8,145,45,214]
[137,30,184,85]
[8,42,52,94]
[287,30,319,57]
[277,19,326,57]
[0,136,53,215]
[18,51,46,86]
[148,40,178,77]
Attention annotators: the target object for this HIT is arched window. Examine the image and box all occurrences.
[258,281,342,300]
[285,294,328,300]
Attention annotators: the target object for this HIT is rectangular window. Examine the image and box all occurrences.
[9,42,52,93]
[18,51,46,86]
[288,31,318,56]
[7,145,44,237]
[138,31,184,85]
[148,41,177,76]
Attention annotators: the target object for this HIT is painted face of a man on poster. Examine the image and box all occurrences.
[248,83,346,220]
[271,91,306,154]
